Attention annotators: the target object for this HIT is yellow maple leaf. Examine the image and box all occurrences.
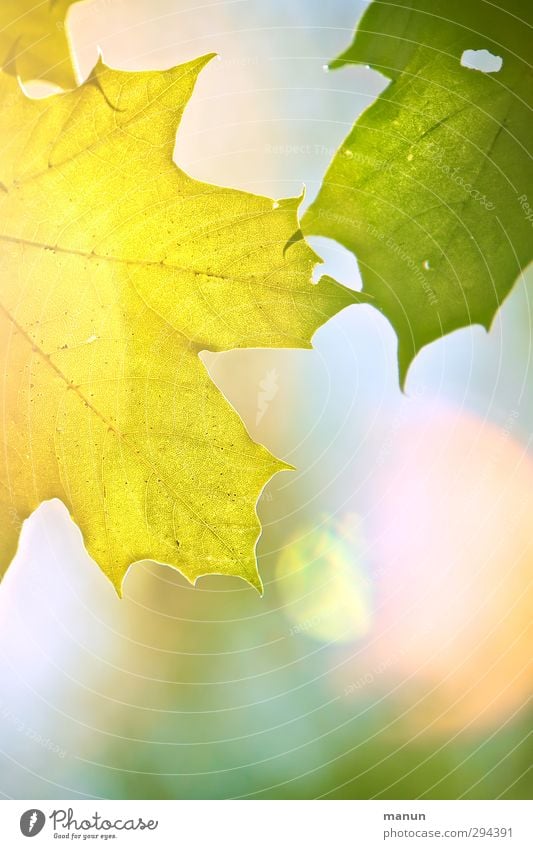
[0,57,356,593]
[1,0,78,88]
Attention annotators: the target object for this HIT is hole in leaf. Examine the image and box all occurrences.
[460,49,503,73]
[308,236,363,290]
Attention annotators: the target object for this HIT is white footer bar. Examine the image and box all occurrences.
[1,799,530,848]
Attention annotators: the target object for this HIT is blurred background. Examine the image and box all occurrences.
[0,0,531,799]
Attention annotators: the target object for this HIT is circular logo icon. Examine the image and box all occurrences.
[20,810,46,837]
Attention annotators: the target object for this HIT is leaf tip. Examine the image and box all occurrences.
[194,52,218,71]
[111,570,126,599]
[397,337,420,393]
[247,568,264,596]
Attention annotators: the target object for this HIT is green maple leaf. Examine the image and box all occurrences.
[304,0,533,381]
[1,0,78,87]
[0,57,356,593]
